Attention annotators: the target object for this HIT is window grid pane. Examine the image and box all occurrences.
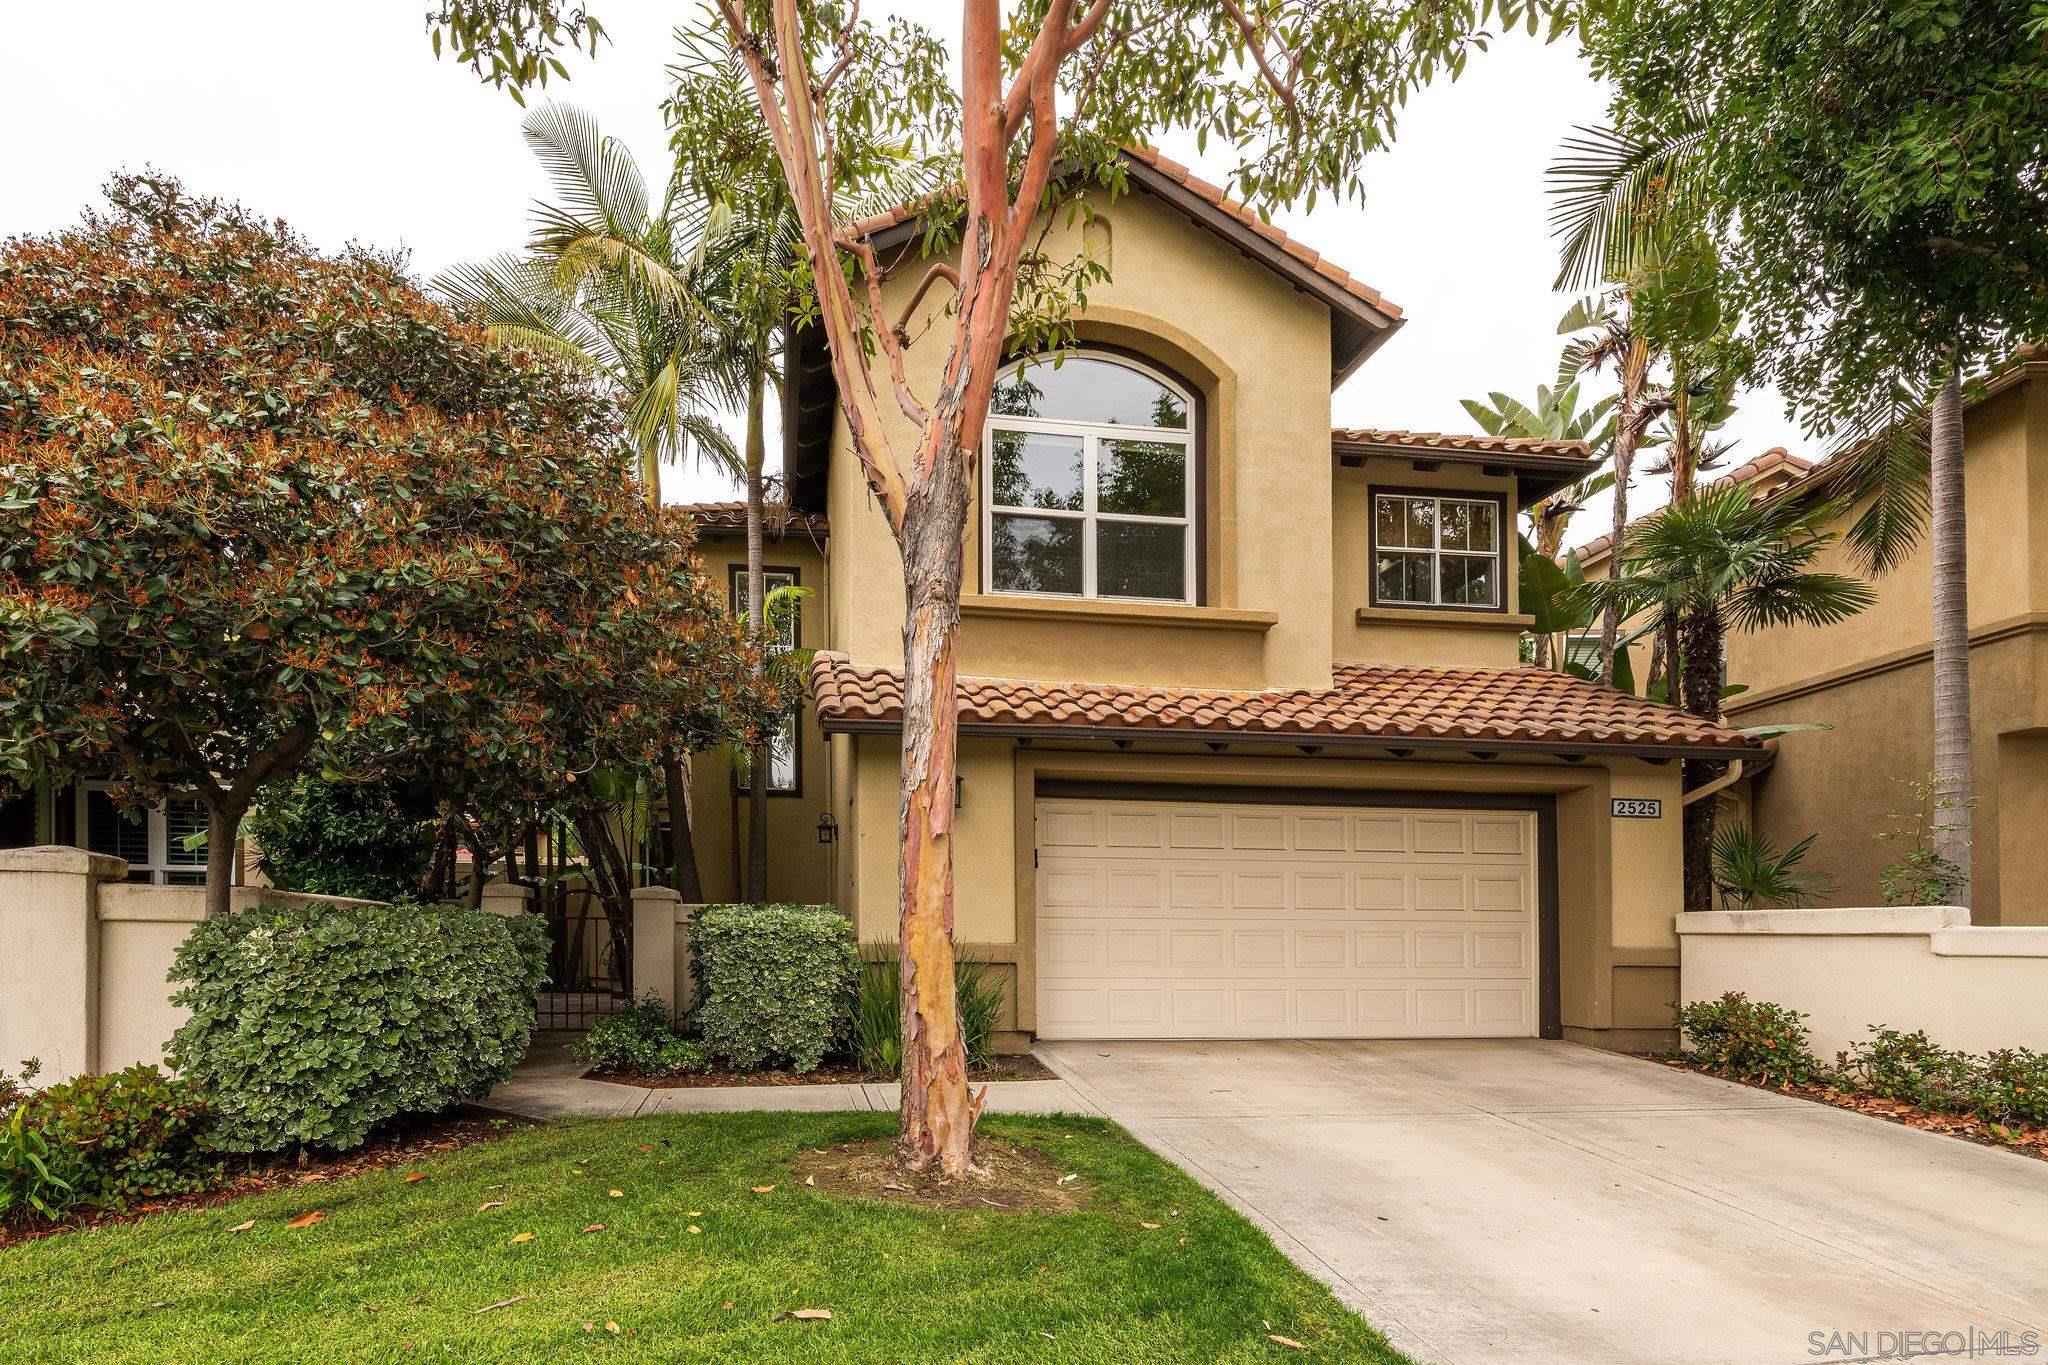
[1374,495,1501,608]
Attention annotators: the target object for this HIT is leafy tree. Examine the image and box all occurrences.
[0,173,775,918]
[1571,483,1873,910]
[246,776,439,903]
[1574,0,2048,906]
[432,0,1573,1175]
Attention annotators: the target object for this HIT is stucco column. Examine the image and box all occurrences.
[630,885,682,1017]
[0,846,126,1083]
[478,879,533,918]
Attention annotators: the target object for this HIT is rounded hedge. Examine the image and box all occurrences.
[168,901,548,1152]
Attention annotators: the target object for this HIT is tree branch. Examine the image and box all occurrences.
[892,262,962,340]
[1214,0,1301,119]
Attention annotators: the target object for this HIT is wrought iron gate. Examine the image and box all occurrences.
[534,881,632,1032]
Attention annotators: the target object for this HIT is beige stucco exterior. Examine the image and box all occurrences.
[1721,364,2048,925]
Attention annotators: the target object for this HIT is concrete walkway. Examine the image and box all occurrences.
[1036,1039,2048,1365]
[484,1035,1100,1120]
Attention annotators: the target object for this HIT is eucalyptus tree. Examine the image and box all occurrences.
[1572,484,1873,912]
[1563,0,2048,906]
[433,0,1578,1176]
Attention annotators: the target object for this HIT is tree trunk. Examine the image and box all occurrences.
[744,362,770,903]
[663,754,703,901]
[1598,417,1637,687]
[201,799,244,919]
[1677,606,1726,914]
[1928,364,1974,906]
[895,453,976,1177]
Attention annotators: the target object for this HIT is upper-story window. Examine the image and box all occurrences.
[983,352,1196,604]
[730,566,800,794]
[1372,492,1504,609]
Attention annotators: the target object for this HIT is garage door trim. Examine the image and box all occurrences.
[1034,780,1561,1039]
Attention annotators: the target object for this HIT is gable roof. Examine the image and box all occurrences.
[811,651,1762,759]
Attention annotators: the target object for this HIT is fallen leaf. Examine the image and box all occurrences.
[508,1232,535,1244]
[1140,1222,1161,1230]
[605,1321,621,1335]
[1269,1334,1308,1351]
[404,1173,426,1185]
[581,1323,595,1334]
[687,1225,702,1235]
[285,1211,324,1230]
[804,1175,816,1187]
[686,1210,702,1217]
[608,1189,623,1198]
[477,1201,505,1212]
[791,1309,832,1321]
[227,1220,256,1233]
[472,1296,525,1314]
[581,1223,606,1234]
[722,1302,734,1312]
[751,1185,776,1194]
[1058,1173,1078,1184]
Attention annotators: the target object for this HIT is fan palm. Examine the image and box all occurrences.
[1571,483,1874,912]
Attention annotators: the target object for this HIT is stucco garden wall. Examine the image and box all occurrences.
[1677,906,2048,1060]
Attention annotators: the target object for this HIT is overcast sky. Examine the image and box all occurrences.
[5,1,1810,545]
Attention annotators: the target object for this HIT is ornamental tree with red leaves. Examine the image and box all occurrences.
[0,173,778,918]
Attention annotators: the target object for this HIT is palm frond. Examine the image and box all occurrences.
[521,103,650,243]
[1549,122,1713,293]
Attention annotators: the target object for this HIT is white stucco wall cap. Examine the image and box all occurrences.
[1930,926,2048,959]
[1675,906,1969,937]
[0,844,127,879]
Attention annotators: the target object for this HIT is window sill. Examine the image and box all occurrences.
[962,594,1278,633]
[1355,605,1535,630]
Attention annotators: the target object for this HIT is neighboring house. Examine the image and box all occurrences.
[1654,350,2043,927]
[688,147,1761,1052]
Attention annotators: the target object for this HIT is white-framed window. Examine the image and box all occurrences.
[730,566,799,794]
[1372,492,1504,609]
[77,782,211,885]
[982,352,1196,604]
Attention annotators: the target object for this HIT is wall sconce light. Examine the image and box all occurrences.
[816,811,838,845]
[956,776,965,810]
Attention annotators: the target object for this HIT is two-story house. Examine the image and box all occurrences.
[685,148,1761,1052]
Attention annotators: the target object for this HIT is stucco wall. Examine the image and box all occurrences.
[826,187,1337,692]
[1677,906,2048,1059]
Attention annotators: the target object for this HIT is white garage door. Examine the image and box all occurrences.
[1035,796,1539,1040]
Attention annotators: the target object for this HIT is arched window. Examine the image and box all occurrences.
[982,351,1196,603]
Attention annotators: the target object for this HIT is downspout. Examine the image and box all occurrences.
[1681,758,1745,807]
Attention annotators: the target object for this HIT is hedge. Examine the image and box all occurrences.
[169,901,548,1152]
[690,904,856,1072]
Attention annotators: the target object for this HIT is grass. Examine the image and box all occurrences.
[0,1112,1405,1363]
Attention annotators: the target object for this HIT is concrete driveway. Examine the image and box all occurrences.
[1036,1040,2048,1365]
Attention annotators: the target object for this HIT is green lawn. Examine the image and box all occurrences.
[0,1112,1404,1363]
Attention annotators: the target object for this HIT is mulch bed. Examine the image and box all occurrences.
[789,1136,1086,1213]
[0,1106,530,1252]
[588,1052,1059,1090]
[1659,1058,2048,1162]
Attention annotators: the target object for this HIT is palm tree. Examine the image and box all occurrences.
[1550,119,1974,904]
[1573,483,1875,912]
[438,103,743,902]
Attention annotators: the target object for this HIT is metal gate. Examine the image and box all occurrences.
[535,882,633,1032]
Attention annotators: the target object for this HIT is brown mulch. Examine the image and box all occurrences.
[590,1052,1059,1090]
[1658,1059,2048,1162]
[0,1106,531,1252]
[789,1136,1086,1213]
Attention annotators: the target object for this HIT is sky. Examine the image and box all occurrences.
[3,0,1811,546]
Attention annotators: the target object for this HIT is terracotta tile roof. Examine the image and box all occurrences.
[1333,428,1592,460]
[810,652,1760,757]
[849,146,1402,322]
[1572,447,1813,565]
[681,502,828,539]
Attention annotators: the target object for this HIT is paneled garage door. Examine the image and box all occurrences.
[1034,796,1539,1039]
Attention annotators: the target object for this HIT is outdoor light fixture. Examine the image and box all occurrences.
[816,811,838,844]
[956,776,965,809]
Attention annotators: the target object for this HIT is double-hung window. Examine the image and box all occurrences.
[730,566,799,794]
[1372,492,1503,609]
[77,782,211,885]
[983,353,1196,604]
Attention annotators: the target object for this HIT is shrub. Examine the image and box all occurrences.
[1875,775,1973,906]
[1840,1028,2048,1128]
[691,904,856,1073]
[1978,1049,2048,1128]
[1677,992,1825,1086]
[852,951,1004,1076]
[0,1065,219,1220]
[570,998,712,1076]
[169,901,548,1152]
[245,776,438,903]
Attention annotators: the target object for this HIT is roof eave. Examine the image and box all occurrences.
[1333,443,1593,501]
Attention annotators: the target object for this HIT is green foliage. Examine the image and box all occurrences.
[1876,775,1974,906]
[168,902,549,1152]
[1676,992,1824,1086]
[689,904,856,1074]
[1710,824,1832,911]
[0,1065,220,1221]
[1839,1028,2048,1129]
[852,952,1003,1076]
[245,776,437,904]
[570,997,712,1076]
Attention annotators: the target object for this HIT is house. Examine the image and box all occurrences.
[684,147,1762,1052]
[1620,349,2045,927]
